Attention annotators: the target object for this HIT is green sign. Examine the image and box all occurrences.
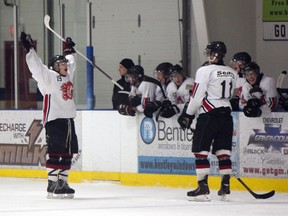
[263,0,288,21]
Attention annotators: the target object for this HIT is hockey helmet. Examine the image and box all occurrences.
[231,52,251,64]
[153,62,173,78]
[244,62,260,76]
[48,55,68,72]
[168,64,183,78]
[205,41,227,58]
[126,65,144,83]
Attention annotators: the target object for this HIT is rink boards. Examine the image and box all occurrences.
[0,110,287,192]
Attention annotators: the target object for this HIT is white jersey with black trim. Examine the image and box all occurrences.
[155,84,167,102]
[235,75,246,97]
[186,64,237,115]
[130,79,158,113]
[166,77,194,111]
[26,49,76,125]
[240,75,278,111]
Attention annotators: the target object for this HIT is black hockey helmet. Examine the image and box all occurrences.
[244,62,260,76]
[231,52,251,64]
[205,41,227,58]
[48,55,68,71]
[168,64,183,77]
[126,65,144,80]
[244,62,263,86]
[154,62,173,77]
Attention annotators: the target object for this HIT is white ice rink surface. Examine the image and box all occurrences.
[0,177,287,216]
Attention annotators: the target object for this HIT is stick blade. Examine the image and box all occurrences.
[235,176,275,200]
[253,190,275,199]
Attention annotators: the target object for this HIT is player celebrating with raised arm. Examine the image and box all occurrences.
[177,41,237,201]
[20,32,79,199]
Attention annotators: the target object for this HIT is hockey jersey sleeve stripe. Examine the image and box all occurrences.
[268,97,277,111]
[43,94,51,125]
[191,82,199,98]
[202,97,214,112]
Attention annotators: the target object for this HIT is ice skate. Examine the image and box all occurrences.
[47,179,75,199]
[187,176,210,202]
[218,175,230,201]
[58,179,75,199]
[47,180,65,199]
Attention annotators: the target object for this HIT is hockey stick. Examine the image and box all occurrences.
[44,15,124,90]
[234,174,275,199]
[71,149,82,166]
[276,71,288,111]
[118,90,136,97]
[276,70,287,89]
[276,70,287,96]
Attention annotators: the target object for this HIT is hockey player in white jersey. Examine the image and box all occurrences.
[117,65,159,116]
[229,52,251,111]
[153,62,172,101]
[240,62,278,117]
[20,32,79,199]
[143,64,192,120]
[166,64,195,113]
[177,41,237,201]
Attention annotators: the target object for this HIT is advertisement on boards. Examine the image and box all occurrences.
[0,111,82,170]
[240,112,288,178]
[138,113,239,175]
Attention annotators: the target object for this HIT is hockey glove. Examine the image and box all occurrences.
[249,86,263,99]
[158,100,180,118]
[20,32,34,52]
[279,96,288,111]
[246,98,262,109]
[243,98,262,117]
[177,112,195,130]
[277,88,288,111]
[130,95,142,107]
[243,105,262,117]
[117,104,136,116]
[144,101,162,118]
[230,97,240,111]
[63,37,76,55]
